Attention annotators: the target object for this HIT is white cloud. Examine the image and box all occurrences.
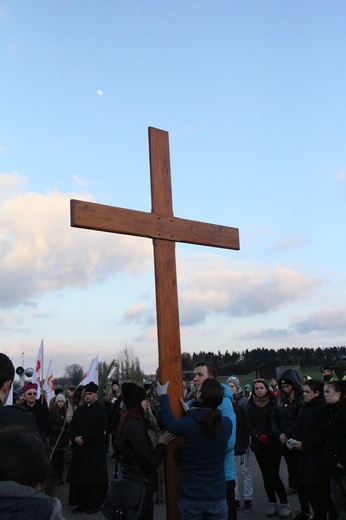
[0,185,152,309]
[234,305,346,342]
[0,172,27,196]
[123,303,155,327]
[293,307,346,334]
[118,252,323,332]
[178,257,321,323]
[0,177,325,340]
[235,328,289,340]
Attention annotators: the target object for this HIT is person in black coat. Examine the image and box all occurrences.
[67,381,108,515]
[22,382,50,443]
[292,379,334,520]
[270,369,304,493]
[323,380,346,520]
[246,379,290,519]
[117,382,173,520]
[0,354,38,434]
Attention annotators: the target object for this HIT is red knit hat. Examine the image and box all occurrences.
[23,382,38,393]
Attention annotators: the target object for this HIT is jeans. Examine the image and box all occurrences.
[179,496,228,520]
[234,447,253,501]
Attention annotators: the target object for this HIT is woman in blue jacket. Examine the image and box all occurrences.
[157,378,232,520]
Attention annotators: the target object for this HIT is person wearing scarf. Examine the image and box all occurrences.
[245,379,290,519]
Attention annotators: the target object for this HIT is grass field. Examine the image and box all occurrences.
[219,369,323,389]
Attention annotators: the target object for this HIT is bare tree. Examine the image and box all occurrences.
[64,363,84,386]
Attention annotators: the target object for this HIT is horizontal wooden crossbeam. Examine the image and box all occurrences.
[71,199,240,250]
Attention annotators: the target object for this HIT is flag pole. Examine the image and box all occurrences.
[41,340,44,404]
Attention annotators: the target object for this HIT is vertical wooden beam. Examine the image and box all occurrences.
[149,127,182,519]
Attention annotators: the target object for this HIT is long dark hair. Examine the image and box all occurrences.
[199,378,223,437]
[0,425,55,495]
[116,403,148,441]
[50,399,67,422]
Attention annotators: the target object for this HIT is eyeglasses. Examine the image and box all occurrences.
[27,392,37,396]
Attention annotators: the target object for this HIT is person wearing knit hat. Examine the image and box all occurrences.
[121,382,147,410]
[23,382,38,395]
[66,381,108,514]
[22,381,50,443]
[49,389,68,484]
[226,376,240,391]
[227,375,254,512]
[0,353,38,433]
[116,382,174,520]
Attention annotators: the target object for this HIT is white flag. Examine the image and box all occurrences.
[78,354,99,387]
[43,359,55,406]
[32,340,44,399]
[6,358,14,406]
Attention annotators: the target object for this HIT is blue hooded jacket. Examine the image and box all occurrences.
[159,393,232,501]
[187,383,236,481]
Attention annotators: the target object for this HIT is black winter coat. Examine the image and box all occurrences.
[293,394,329,485]
[246,397,280,452]
[22,401,50,441]
[0,402,38,433]
[118,416,166,492]
[67,401,108,486]
[324,397,346,475]
[270,369,304,440]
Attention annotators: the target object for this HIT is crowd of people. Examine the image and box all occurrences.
[0,351,346,520]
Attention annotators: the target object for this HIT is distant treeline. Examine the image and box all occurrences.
[181,346,346,375]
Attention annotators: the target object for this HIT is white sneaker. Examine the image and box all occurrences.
[280,503,291,519]
[266,503,278,517]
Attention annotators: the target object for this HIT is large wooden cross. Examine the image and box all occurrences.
[70,127,239,519]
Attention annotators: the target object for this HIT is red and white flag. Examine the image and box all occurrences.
[43,359,55,406]
[32,340,44,399]
[79,354,99,387]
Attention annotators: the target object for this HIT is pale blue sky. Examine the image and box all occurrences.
[1,1,346,377]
